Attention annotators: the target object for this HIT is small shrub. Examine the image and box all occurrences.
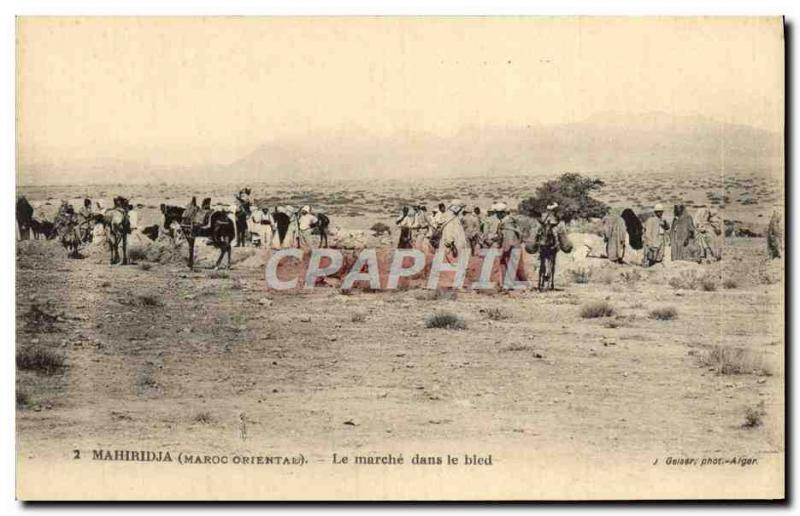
[23,304,62,333]
[483,308,510,321]
[501,344,534,353]
[649,306,677,321]
[136,294,163,307]
[416,288,458,301]
[580,301,615,319]
[139,262,152,271]
[669,270,701,290]
[699,346,771,376]
[16,389,30,409]
[208,270,229,279]
[568,267,592,284]
[620,269,642,285]
[137,373,158,389]
[723,278,739,289]
[669,270,719,291]
[433,288,458,301]
[17,347,65,374]
[742,403,765,428]
[425,312,467,330]
[194,412,213,424]
[128,247,147,262]
[700,277,717,291]
[351,312,367,323]
[370,222,391,236]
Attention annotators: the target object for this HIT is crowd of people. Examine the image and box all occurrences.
[177,188,326,250]
[602,203,724,267]
[19,188,776,279]
[393,200,569,288]
[394,200,561,257]
[394,199,728,273]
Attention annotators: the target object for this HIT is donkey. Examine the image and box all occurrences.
[103,196,131,265]
[310,213,331,248]
[532,223,559,291]
[161,203,235,269]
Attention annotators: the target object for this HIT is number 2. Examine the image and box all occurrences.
[73,449,80,460]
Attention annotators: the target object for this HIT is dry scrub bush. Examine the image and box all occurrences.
[700,277,718,291]
[416,288,458,301]
[699,346,771,376]
[568,267,592,284]
[425,312,467,330]
[594,269,617,285]
[579,301,615,319]
[17,346,65,375]
[121,293,163,307]
[668,270,701,290]
[649,306,677,320]
[723,278,739,289]
[16,389,30,409]
[127,247,148,262]
[620,269,643,285]
[193,412,214,424]
[668,270,719,291]
[742,402,766,429]
[483,308,510,321]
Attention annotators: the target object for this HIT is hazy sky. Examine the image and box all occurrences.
[17,16,784,169]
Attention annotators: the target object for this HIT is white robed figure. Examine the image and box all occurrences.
[438,200,469,260]
[249,207,274,248]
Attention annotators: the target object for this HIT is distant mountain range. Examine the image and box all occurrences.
[226,112,782,182]
[19,113,782,185]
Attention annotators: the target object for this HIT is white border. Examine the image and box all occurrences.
[3,1,796,512]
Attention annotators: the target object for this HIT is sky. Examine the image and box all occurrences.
[17,16,784,175]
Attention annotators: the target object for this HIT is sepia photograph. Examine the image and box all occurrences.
[14,15,785,501]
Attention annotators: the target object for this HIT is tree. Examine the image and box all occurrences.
[518,173,609,223]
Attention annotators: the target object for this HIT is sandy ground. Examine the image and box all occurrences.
[16,239,783,451]
[15,175,785,499]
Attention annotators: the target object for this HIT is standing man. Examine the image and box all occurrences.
[249,206,274,248]
[461,206,482,255]
[482,204,502,248]
[493,203,527,289]
[234,188,252,247]
[767,209,784,259]
[433,203,447,227]
[642,204,670,267]
[296,205,318,249]
[438,200,469,260]
[414,205,436,252]
[395,206,416,249]
[693,207,722,263]
[603,209,628,264]
[670,204,695,262]
[78,198,95,243]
